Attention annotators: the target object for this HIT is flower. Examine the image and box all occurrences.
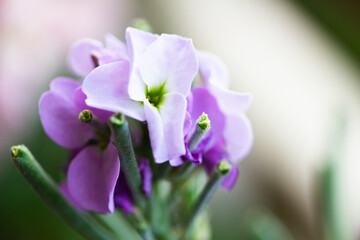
[82,27,199,163]
[39,77,120,213]
[171,51,253,189]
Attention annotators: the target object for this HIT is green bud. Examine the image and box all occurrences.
[131,18,153,33]
[217,159,232,175]
[78,110,93,123]
[197,113,211,133]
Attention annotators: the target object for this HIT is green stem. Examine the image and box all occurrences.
[10,145,115,240]
[169,113,211,181]
[128,209,155,240]
[109,113,145,209]
[93,212,142,240]
[187,113,211,152]
[183,160,231,238]
[170,162,195,182]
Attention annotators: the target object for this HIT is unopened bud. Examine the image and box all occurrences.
[217,159,232,175]
[78,110,93,123]
[197,113,211,133]
[132,18,153,33]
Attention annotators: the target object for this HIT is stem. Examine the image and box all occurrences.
[128,209,155,240]
[79,110,110,137]
[187,112,211,152]
[109,113,145,209]
[170,113,211,181]
[10,145,115,240]
[183,160,231,238]
[170,162,195,182]
[93,212,142,240]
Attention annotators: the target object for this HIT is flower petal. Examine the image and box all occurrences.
[98,34,129,65]
[169,157,184,167]
[73,88,113,122]
[67,145,120,213]
[198,50,229,89]
[139,34,198,97]
[59,181,83,211]
[39,78,94,149]
[114,174,135,213]
[82,61,145,121]
[67,39,103,77]
[144,93,186,163]
[126,27,158,101]
[223,113,254,162]
[209,85,252,113]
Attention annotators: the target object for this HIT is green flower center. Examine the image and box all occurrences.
[146,82,167,108]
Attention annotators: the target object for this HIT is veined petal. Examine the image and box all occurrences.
[198,50,229,89]
[144,93,186,163]
[39,78,94,149]
[82,61,145,121]
[189,87,226,151]
[126,27,158,101]
[139,34,198,97]
[67,39,103,77]
[223,113,253,162]
[67,145,120,213]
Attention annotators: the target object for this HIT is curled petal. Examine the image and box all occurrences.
[139,34,198,97]
[198,50,229,89]
[82,62,145,121]
[39,78,94,149]
[67,145,120,213]
[67,39,103,77]
[144,93,186,163]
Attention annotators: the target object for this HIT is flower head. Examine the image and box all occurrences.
[82,28,199,163]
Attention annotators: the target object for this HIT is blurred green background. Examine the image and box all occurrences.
[1,0,360,239]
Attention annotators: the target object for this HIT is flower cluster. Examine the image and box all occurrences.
[39,27,253,221]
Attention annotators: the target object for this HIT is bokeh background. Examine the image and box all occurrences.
[1,0,360,239]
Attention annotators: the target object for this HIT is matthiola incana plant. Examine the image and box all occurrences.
[11,21,253,240]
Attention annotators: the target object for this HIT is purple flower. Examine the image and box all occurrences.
[198,51,253,162]
[39,77,120,213]
[172,52,253,190]
[82,27,199,163]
